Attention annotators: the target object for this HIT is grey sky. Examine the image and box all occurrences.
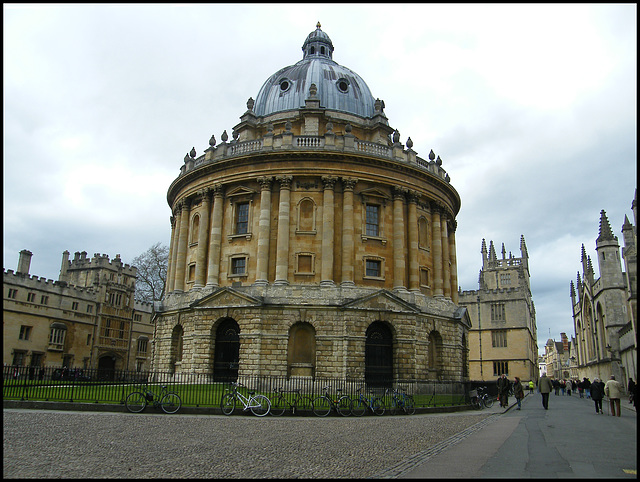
[3,4,637,355]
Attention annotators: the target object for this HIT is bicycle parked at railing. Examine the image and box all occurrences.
[386,387,416,415]
[125,385,182,414]
[312,385,352,417]
[270,387,314,416]
[350,385,385,416]
[221,382,271,417]
[469,386,494,409]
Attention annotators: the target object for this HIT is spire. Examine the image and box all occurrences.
[570,280,575,299]
[481,238,487,255]
[501,242,506,259]
[488,240,497,262]
[597,209,615,242]
[519,235,528,257]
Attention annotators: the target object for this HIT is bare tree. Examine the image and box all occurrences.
[132,242,169,303]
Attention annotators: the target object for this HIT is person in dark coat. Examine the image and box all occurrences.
[538,373,553,410]
[590,377,605,414]
[583,377,591,399]
[628,378,636,405]
[513,377,525,410]
[497,373,510,408]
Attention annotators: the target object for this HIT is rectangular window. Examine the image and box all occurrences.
[188,263,196,282]
[134,314,142,322]
[231,257,246,275]
[87,305,93,314]
[365,259,381,277]
[27,292,36,302]
[137,338,148,354]
[491,303,506,322]
[365,204,379,236]
[492,330,507,348]
[420,268,430,287]
[40,295,49,305]
[30,353,42,367]
[19,326,32,340]
[12,351,26,366]
[297,254,313,273]
[72,302,79,310]
[49,328,66,349]
[87,334,92,345]
[236,202,249,234]
[500,274,511,286]
[8,288,18,299]
[493,361,509,376]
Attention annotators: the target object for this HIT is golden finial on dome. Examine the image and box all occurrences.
[316,21,321,29]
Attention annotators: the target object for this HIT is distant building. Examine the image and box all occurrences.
[458,236,539,383]
[3,250,154,375]
[541,332,578,380]
[570,191,637,384]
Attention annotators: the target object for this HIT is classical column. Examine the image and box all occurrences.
[392,187,407,291]
[321,176,337,286]
[274,175,292,285]
[206,184,224,287]
[255,176,273,286]
[194,189,211,288]
[407,191,420,292]
[449,220,459,304]
[341,178,357,287]
[166,214,177,293]
[174,199,191,292]
[431,205,444,297]
[441,212,451,299]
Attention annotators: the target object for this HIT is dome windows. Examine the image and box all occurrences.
[336,78,350,93]
[279,78,292,92]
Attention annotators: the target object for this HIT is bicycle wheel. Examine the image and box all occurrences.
[270,394,287,416]
[371,397,386,416]
[389,396,401,415]
[482,395,494,409]
[312,396,331,417]
[160,393,182,414]
[404,395,416,415]
[125,392,147,413]
[250,395,271,417]
[351,399,367,417]
[221,393,236,415]
[338,396,352,417]
[471,397,482,410]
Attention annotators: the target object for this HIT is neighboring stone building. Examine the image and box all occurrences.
[540,332,578,380]
[3,249,154,375]
[458,236,539,383]
[570,191,637,384]
[152,23,470,384]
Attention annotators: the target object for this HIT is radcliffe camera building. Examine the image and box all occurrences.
[458,236,539,383]
[152,24,471,383]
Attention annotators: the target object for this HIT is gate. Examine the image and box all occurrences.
[365,321,393,387]
[213,319,240,382]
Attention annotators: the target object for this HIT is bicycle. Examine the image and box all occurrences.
[221,382,271,417]
[312,385,352,417]
[350,385,385,416]
[387,387,416,415]
[270,387,314,416]
[125,385,182,414]
[469,386,494,409]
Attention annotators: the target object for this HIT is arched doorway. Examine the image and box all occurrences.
[287,322,316,377]
[97,355,116,381]
[365,321,393,387]
[213,319,240,382]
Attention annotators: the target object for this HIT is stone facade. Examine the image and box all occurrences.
[541,333,578,380]
[570,191,637,384]
[458,236,539,383]
[152,24,470,383]
[3,249,153,372]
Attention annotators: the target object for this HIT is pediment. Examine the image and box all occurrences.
[454,306,472,328]
[342,290,420,313]
[226,185,257,200]
[359,187,390,202]
[191,287,263,308]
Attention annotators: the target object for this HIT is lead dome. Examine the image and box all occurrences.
[253,23,377,118]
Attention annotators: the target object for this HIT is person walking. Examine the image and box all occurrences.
[591,377,605,414]
[560,379,566,395]
[528,380,535,395]
[513,377,525,410]
[553,378,560,396]
[577,379,584,398]
[566,379,572,396]
[628,378,636,405]
[497,373,510,408]
[584,377,591,399]
[538,372,553,410]
[604,375,623,417]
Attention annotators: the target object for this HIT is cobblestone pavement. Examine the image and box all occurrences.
[3,408,497,478]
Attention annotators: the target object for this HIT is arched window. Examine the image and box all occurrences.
[190,214,200,244]
[287,322,316,377]
[418,217,429,249]
[428,330,442,378]
[212,319,240,382]
[170,324,184,373]
[297,198,316,233]
[365,321,393,387]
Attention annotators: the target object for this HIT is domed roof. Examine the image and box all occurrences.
[253,23,377,118]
